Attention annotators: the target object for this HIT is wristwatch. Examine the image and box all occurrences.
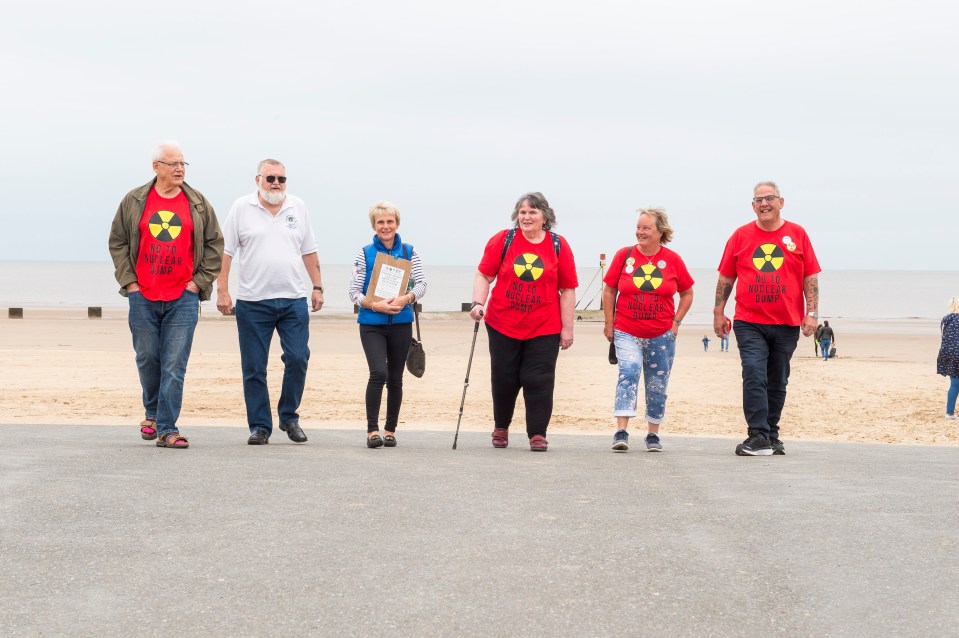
[313,286,324,293]
[807,312,818,319]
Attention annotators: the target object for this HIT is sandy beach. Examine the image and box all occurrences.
[1,310,954,446]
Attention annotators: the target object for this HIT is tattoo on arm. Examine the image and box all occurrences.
[804,275,819,314]
[714,279,732,308]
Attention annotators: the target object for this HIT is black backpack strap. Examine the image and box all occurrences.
[499,228,517,264]
[500,228,561,264]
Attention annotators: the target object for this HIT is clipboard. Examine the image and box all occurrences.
[366,252,412,302]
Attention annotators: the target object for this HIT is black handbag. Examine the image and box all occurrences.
[608,342,618,365]
[407,304,425,378]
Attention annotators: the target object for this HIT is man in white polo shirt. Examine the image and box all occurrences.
[216,159,324,445]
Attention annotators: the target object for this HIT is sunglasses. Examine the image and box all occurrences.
[259,175,287,184]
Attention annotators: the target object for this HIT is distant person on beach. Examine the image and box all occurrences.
[603,208,693,453]
[216,159,323,446]
[702,335,710,351]
[720,316,732,351]
[470,192,578,452]
[814,322,823,356]
[819,320,835,361]
[937,297,959,421]
[348,201,428,448]
[108,141,223,449]
[713,181,820,456]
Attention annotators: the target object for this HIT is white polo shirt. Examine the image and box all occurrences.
[222,192,318,301]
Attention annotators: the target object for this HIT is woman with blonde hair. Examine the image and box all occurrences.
[348,201,428,447]
[603,208,694,452]
[937,296,959,420]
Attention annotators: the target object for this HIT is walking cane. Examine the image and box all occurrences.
[452,319,482,450]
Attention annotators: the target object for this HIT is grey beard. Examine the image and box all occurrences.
[259,188,286,206]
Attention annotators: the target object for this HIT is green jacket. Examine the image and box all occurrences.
[108,178,224,301]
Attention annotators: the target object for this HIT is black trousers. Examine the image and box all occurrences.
[486,324,560,438]
[359,323,412,432]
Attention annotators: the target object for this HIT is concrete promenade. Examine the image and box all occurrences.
[1,424,957,637]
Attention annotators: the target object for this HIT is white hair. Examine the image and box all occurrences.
[257,158,285,174]
[754,180,781,196]
[151,140,182,162]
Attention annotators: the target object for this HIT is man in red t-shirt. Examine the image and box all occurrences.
[713,181,820,456]
[109,142,223,449]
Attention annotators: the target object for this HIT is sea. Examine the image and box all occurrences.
[1,261,955,329]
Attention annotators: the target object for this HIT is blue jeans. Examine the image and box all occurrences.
[947,376,959,415]
[613,329,677,424]
[821,339,831,361]
[127,290,199,437]
[733,320,799,438]
[235,298,310,434]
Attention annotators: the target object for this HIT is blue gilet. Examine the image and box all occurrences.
[358,234,414,326]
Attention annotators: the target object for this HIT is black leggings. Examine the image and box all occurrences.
[359,323,413,432]
[486,324,560,438]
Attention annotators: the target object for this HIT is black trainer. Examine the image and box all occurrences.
[735,431,773,456]
[770,437,785,455]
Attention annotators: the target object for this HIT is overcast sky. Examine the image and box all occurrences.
[2,0,956,270]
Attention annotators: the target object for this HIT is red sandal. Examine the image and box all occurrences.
[140,419,157,440]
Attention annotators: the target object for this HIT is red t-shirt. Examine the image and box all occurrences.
[136,188,195,301]
[478,230,578,340]
[718,220,820,326]
[604,245,694,338]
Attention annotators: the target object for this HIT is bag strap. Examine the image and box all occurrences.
[402,243,421,341]
[611,246,633,320]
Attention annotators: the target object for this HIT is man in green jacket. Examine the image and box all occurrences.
[108,141,223,449]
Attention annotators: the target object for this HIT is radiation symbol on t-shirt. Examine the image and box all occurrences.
[148,210,182,242]
[752,243,784,272]
[513,253,544,282]
[632,264,663,291]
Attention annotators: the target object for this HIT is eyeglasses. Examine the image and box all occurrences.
[156,160,189,168]
[752,195,780,203]
[259,175,287,184]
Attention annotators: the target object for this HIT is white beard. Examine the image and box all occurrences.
[259,188,286,206]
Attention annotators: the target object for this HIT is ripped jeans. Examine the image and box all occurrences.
[613,328,677,424]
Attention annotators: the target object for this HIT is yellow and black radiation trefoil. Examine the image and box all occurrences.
[633,264,663,291]
[148,210,183,242]
[752,243,784,272]
[513,253,545,282]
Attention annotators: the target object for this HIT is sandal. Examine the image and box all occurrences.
[156,432,189,449]
[140,418,157,440]
[367,434,384,449]
[383,433,397,447]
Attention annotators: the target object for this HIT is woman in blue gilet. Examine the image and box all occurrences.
[348,201,428,448]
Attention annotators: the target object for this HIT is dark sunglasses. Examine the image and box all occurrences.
[259,175,287,184]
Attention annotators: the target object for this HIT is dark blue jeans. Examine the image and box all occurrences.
[235,298,310,435]
[127,290,199,437]
[733,320,800,438]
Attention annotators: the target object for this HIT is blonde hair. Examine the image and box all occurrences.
[637,208,674,245]
[948,297,959,314]
[368,201,400,227]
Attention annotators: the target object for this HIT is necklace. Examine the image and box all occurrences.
[638,246,660,265]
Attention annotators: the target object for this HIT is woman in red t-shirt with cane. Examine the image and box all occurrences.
[469,192,578,452]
